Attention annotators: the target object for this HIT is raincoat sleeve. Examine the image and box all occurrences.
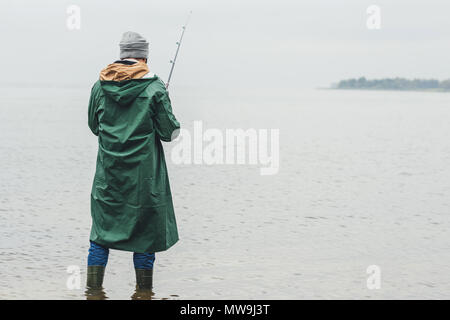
[153,86,180,142]
[88,81,101,136]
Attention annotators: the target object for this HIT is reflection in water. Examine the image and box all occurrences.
[85,287,108,300]
[85,286,157,300]
[131,289,154,300]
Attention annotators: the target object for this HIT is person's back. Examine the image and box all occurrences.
[86,31,180,297]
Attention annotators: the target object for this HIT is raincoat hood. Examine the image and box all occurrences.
[100,79,157,106]
[99,60,157,106]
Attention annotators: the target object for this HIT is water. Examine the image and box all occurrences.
[1,86,449,299]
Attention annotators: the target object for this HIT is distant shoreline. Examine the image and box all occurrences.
[329,87,450,93]
[332,77,450,92]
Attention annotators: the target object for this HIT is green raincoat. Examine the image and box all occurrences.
[88,72,180,253]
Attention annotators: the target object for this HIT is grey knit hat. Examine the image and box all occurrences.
[119,31,149,59]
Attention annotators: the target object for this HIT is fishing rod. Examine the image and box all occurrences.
[166,11,192,89]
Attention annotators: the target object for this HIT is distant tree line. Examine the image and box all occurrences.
[335,77,450,91]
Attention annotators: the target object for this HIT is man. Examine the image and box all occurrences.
[86,31,180,293]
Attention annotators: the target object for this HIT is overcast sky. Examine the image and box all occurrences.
[1,0,449,90]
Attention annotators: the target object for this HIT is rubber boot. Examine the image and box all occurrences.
[135,268,153,290]
[86,265,105,289]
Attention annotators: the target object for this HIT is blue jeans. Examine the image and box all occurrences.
[87,241,155,270]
